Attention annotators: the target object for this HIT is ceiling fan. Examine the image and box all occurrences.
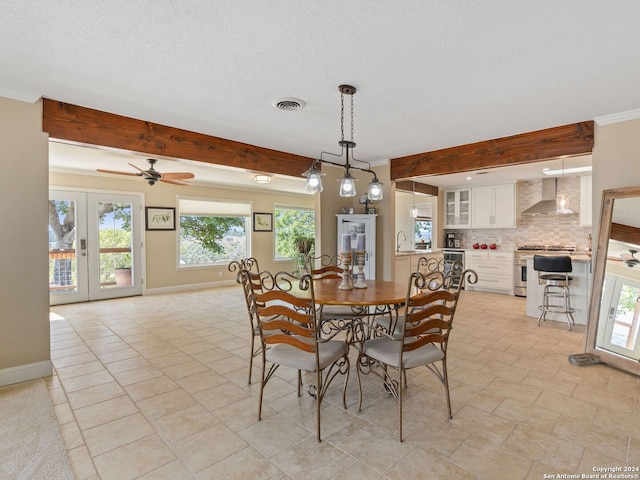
[620,249,640,268]
[97,158,195,186]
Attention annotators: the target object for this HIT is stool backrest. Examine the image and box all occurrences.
[533,255,572,273]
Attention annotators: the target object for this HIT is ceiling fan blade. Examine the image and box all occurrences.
[161,172,195,180]
[96,168,140,177]
[160,177,190,186]
[128,163,147,173]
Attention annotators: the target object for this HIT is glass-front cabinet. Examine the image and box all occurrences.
[444,188,471,228]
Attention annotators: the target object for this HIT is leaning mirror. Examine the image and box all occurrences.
[585,186,640,375]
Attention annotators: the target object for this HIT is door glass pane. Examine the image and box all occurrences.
[49,199,78,293]
[609,284,640,350]
[98,202,133,289]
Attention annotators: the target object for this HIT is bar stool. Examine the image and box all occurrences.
[533,255,575,330]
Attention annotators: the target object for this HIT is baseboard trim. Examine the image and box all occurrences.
[0,360,53,387]
[145,279,237,296]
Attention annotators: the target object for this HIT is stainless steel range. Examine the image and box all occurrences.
[513,244,577,297]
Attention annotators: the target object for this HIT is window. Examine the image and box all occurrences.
[414,217,432,249]
[178,197,250,266]
[274,206,316,260]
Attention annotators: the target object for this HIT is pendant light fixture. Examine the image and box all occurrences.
[556,157,573,214]
[410,181,419,218]
[304,84,383,200]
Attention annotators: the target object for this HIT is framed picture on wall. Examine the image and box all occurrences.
[253,212,272,232]
[146,207,176,231]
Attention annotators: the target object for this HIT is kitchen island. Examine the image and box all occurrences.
[525,254,592,326]
[394,250,443,283]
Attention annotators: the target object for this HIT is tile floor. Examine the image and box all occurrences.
[47,287,640,479]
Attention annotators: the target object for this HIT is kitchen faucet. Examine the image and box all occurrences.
[396,231,407,252]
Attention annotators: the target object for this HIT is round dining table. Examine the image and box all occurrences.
[311,277,410,307]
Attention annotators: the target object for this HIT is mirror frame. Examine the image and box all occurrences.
[585,185,640,375]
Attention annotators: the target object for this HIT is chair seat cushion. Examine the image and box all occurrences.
[362,336,444,369]
[266,340,348,372]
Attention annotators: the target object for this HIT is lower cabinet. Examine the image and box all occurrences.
[394,252,444,284]
[465,251,514,294]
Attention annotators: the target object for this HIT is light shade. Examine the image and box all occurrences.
[305,167,323,193]
[254,174,271,184]
[556,191,572,214]
[410,205,419,218]
[367,179,383,200]
[339,174,357,197]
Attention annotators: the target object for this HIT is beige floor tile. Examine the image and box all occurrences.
[237,414,313,458]
[196,446,287,480]
[152,404,218,442]
[270,435,355,480]
[388,447,476,480]
[46,286,640,480]
[170,424,248,473]
[93,434,176,480]
[67,381,125,409]
[448,434,531,480]
[83,412,155,456]
[122,374,179,402]
[136,388,197,420]
[74,395,138,431]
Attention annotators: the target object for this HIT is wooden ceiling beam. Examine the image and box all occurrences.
[611,223,640,247]
[390,121,594,180]
[42,99,314,177]
[395,180,438,196]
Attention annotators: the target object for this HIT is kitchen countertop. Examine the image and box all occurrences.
[395,249,441,257]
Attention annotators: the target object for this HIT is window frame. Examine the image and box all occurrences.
[177,196,252,268]
[273,204,316,262]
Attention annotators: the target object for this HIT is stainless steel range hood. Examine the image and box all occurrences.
[521,177,574,216]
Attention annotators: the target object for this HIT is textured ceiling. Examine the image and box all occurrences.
[2,1,639,191]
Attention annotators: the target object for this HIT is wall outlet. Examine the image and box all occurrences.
[218,271,223,278]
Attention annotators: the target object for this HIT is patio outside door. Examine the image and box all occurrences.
[49,191,143,305]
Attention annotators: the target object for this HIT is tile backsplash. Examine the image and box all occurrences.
[454,176,592,252]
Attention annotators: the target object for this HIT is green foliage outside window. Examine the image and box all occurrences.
[274,208,315,260]
[179,215,247,264]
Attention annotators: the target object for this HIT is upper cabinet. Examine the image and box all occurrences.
[580,175,592,227]
[472,183,517,229]
[445,184,516,229]
[444,188,471,228]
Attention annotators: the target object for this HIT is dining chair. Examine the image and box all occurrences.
[228,258,264,384]
[309,254,367,327]
[248,270,350,442]
[356,269,474,442]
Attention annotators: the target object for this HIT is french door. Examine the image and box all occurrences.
[49,190,143,305]
[597,274,640,360]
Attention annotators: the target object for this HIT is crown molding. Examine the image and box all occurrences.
[594,108,640,126]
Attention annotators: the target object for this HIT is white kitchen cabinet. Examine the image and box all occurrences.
[394,251,443,284]
[444,189,471,228]
[580,175,592,227]
[337,214,376,280]
[472,183,516,229]
[465,250,514,294]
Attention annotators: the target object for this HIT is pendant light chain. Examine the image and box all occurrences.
[340,91,345,143]
[350,93,355,142]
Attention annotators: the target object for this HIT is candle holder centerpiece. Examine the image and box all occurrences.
[339,251,354,290]
[353,250,367,288]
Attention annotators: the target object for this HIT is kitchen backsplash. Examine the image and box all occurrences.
[456,176,592,252]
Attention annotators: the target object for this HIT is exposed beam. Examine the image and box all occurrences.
[42,99,314,177]
[611,223,640,247]
[395,180,438,196]
[390,121,594,180]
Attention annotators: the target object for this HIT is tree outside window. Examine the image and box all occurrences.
[274,206,315,260]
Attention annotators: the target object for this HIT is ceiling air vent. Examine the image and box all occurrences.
[272,98,306,111]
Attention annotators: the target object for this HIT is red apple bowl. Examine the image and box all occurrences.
[480,244,488,249]
[473,243,480,249]
[489,244,497,249]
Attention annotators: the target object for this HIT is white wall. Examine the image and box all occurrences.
[0,97,51,386]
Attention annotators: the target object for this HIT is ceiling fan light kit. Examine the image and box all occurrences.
[304,84,383,201]
[97,158,194,186]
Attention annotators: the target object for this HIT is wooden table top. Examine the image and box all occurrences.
[311,278,410,306]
